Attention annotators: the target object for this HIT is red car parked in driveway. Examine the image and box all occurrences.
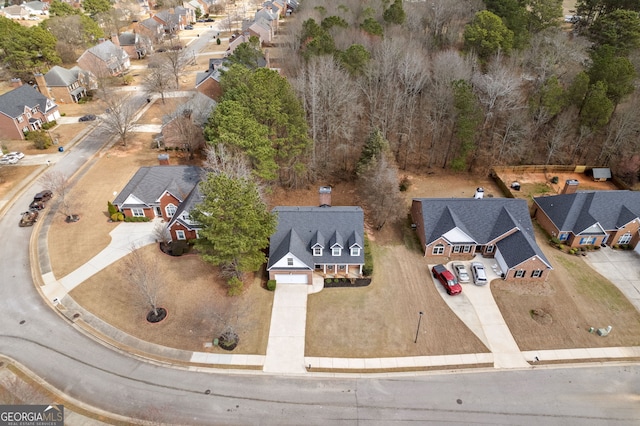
[432,264,462,295]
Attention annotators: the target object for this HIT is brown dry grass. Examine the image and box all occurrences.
[136,97,189,125]
[0,166,39,201]
[492,226,640,350]
[69,245,273,354]
[47,133,173,278]
[306,244,489,357]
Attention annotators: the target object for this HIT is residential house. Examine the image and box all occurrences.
[24,1,48,15]
[1,4,30,19]
[255,7,279,33]
[264,0,286,17]
[245,18,274,45]
[267,187,365,284]
[533,189,640,249]
[152,10,180,34]
[112,164,203,241]
[135,17,165,44]
[77,40,131,78]
[185,0,205,17]
[112,32,151,60]
[195,58,225,100]
[411,198,552,281]
[160,92,215,150]
[0,83,60,140]
[34,65,95,104]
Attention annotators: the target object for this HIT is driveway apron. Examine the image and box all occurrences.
[582,249,640,313]
[263,284,309,374]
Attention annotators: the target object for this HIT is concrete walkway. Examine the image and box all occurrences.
[582,249,640,313]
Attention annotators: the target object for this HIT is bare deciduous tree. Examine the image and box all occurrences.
[40,170,77,221]
[101,93,139,146]
[121,245,165,319]
[204,144,253,180]
[162,47,193,89]
[358,153,404,230]
[143,62,175,104]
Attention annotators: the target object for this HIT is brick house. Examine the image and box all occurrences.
[411,198,552,281]
[0,83,60,140]
[34,66,95,104]
[112,164,203,241]
[77,40,131,78]
[195,58,225,100]
[267,187,365,284]
[533,190,640,249]
[135,18,165,44]
[112,32,152,60]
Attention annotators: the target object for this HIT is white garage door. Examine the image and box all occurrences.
[274,274,308,284]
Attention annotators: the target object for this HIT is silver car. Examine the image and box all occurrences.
[471,262,488,286]
[452,263,470,283]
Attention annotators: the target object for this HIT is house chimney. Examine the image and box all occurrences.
[10,78,22,88]
[473,187,484,199]
[562,179,579,194]
[319,186,331,207]
[33,73,50,98]
[158,153,170,165]
[111,33,120,47]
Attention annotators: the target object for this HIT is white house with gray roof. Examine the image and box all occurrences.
[411,198,552,281]
[267,188,365,284]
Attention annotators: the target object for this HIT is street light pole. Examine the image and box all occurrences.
[414,311,424,343]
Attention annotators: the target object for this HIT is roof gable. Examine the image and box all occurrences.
[113,165,202,207]
[0,84,52,118]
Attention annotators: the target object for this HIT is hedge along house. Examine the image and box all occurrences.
[267,187,365,285]
[533,189,640,250]
[112,161,203,241]
[411,198,552,281]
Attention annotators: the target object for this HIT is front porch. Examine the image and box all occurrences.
[316,264,363,279]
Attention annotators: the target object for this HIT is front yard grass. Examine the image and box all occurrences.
[492,228,640,350]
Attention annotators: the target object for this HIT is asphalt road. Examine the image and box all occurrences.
[0,33,638,425]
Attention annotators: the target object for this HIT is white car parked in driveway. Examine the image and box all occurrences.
[452,263,470,283]
[471,262,488,286]
[0,156,18,164]
[6,151,24,160]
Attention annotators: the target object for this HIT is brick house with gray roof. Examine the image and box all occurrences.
[34,65,95,104]
[77,40,130,78]
[533,190,640,249]
[411,198,552,281]
[267,188,365,285]
[0,83,60,140]
[112,165,202,241]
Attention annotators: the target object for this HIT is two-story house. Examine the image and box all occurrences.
[77,40,131,78]
[34,66,95,104]
[0,83,60,140]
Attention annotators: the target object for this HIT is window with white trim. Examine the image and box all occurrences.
[287,257,293,266]
[313,247,323,256]
[195,230,199,239]
[351,247,360,256]
[618,232,632,245]
[579,236,596,245]
[514,270,526,278]
[463,245,472,253]
[485,244,495,253]
[432,244,444,255]
[559,233,568,241]
[453,245,461,253]
[165,203,177,217]
[176,230,186,240]
[531,270,543,278]
[17,116,23,123]
[131,208,145,217]
[332,247,341,256]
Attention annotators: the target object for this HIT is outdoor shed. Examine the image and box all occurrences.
[592,168,611,182]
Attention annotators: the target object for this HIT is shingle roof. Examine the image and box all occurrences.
[267,206,365,270]
[413,198,550,269]
[0,84,50,119]
[44,66,77,87]
[167,184,203,230]
[592,168,611,179]
[113,165,202,207]
[534,190,640,233]
[84,40,127,63]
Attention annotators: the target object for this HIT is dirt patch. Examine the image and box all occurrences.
[70,245,272,354]
[530,308,553,325]
[0,166,39,202]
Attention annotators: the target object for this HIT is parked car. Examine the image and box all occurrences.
[79,114,97,122]
[6,151,24,160]
[452,263,471,283]
[19,210,38,227]
[0,156,18,164]
[432,264,462,295]
[185,25,194,30]
[205,18,215,22]
[33,190,53,203]
[471,262,488,286]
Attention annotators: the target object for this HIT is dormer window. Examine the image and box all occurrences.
[332,247,341,256]
[350,247,360,256]
[313,247,322,256]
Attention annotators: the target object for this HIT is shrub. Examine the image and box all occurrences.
[111,212,124,221]
[399,175,411,192]
[550,237,561,245]
[551,176,559,184]
[362,235,374,276]
[107,201,117,216]
[216,37,221,45]
[267,279,276,291]
[60,112,66,116]
[558,244,564,250]
[227,276,243,296]
[41,121,57,130]
[25,130,52,149]
[594,245,601,250]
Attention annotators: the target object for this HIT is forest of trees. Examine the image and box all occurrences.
[267,0,640,185]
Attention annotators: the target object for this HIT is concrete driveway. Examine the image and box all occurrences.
[582,249,640,313]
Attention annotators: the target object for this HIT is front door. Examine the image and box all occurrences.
[154,206,161,217]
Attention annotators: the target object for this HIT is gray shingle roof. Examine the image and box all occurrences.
[267,206,365,270]
[167,184,203,230]
[85,40,127,62]
[0,84,50,119]
[534,190,640,233]
[44,66,77,87]
[113,165,202,207]
[414,198,550,268]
